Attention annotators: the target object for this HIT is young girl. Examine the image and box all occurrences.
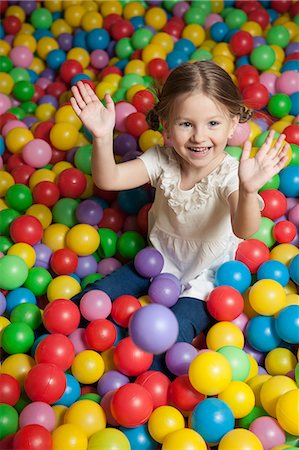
[70,61,289,369]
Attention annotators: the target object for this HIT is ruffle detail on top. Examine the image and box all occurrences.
[159,148,236,215]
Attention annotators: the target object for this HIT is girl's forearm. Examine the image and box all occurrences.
[91,134,117,189]
[232,188,261,239]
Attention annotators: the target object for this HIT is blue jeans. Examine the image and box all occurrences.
[71,263,212,375]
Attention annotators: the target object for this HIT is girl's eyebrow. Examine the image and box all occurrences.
[174,115,224,121]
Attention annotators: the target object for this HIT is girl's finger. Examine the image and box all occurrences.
[70,86,86,110]
[70,97,81,116]
[257,129,276,158]
[77,81,93,103]
[240,140,252,161]
[104,93,115,112]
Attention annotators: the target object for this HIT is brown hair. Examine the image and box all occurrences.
[146,60,252,131]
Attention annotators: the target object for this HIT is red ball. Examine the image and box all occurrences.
[207,286,244,321]
[0,112,17,132]
[242,82,270,110]
[111,295,141,328]
[132,90,156,114]
[125,112,148,137]
[273,220,297,244]
[42,299,80,335]
[113,336,153,376]
[137,202,151,235]
[0,374,20,406]
[3,15,22,34]
[110,19,134,40]
[247,8,270,29]
[236,0,261,14]
[35,334,75,371]
[33,181,60,207]
[11,164,35,185]
[283,124,299,146]
[290,1,299,17]
[94,187,118,202]
[50,248,78,275]
[230,31,254,56]
[237,71,260,91]
[103,13,122,32]
[6,154,24,172]
[32,84,45,103]
[33,121,53,143]
[135,370,171,409]
[85,319,117,352]
[60,59,83,84]
[168,374,205,413]
[13,425,52,450]
[98,207,125,232]
[259,189,287,220]
[235,238,270,273]
[271,0,292,13]
[99,66,122,80]
[46,81,68,98]
[24,363,66,403]
[56,168,87,198]
[49,148,66,165]
[10,215,43,246]
[111,383,153,427]
[147,58,169,79]
[235,64,259,79]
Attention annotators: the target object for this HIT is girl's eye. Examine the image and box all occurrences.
[179,122,192,127]
[209,121,220,127]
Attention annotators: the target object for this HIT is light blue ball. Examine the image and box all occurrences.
[246,316,282,352]
[119,424,157,450]
[6,287,36,315]
[275,305,299,344]
[54,374,81,407]
[166,50,189,69]
[215,260,251,293]
[279,166,299,197]
[257,260,290,286]
[290,92,299,116]
[289,254,299,285]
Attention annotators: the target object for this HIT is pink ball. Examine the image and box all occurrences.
[2,120,28,137]
[249,417,285,450]
[228,121,250,146]
[0,93,12,114]
[68,328,90,354]
[80,289,112,321]
[204,13,223,28]
[90,49,109,69]
[115,102,137,132]
[97,257,122,276]
[36,77,52,90]
[22,138,52,168]
[19,401,56,432]
[275,71,299,95]
[259,72,278,96]
[231,312,249,333]
[0,156,3,170]
[10,46,33,68]
[287,197,299,212]
[288,204,299,227]
[172,1,190,18]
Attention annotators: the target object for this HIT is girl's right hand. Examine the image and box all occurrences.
[70,81,115,139]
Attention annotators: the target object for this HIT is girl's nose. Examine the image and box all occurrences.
[191,127,204,142]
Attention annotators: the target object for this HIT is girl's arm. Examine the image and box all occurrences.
[70,81,149,191]
[228,130,290,239]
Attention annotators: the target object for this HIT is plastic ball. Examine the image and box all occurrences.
[10,214,43,246]
[276,389,299,436]
[257,259,289,286]
[5,183,33,211]
[71,350,104,385]
[0,255,29,290]
[148,275,180,307]
[265,347,297,376]
[246,316,282,352]
[50,248,78,275]
[207,285,244,321]
[85,319,116,352]
[46,275,80,302]
[235,238,270,273]
[88,428,130,450]
[66,224,100,256]
[24,363,66,404]
[215,260,251,293]
[110,294,141,328]
[249,279,286,316]
[49,122,79,151]
[51,423,88,450]
[35,334,75,372]
[56,167,87,198]
[275,305,299,344]
[218,428,263,450]
[148,405,185,443]
[80,290,112,322]
[19,401,56,432]
[165,342,197,377]
[42,298,80,335]
[289,254,299,285]
[168,374,205,413]
[273,220,297,244]
[113,336,153,377]
[97,370,129,397]
[260,375,297,418]
[12,424,52,450]
[64,399,106,438]
[0,373,20,406]
[162,428,207,450]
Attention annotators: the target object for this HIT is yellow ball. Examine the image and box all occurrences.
[55,105,82,130]
[0,73,13,95]
[283,21,299,40]
[248,121,262,143]
[270,120,290,134]
[213,55,235,74]
[81,11,103,31]
[270,244,299,266]
[218,381,256,418]
[182,24,206,47]
[102,73,121,88]
[142,43,166,63]
[101,347,116,372]
[36,36,59,60]
[5,128,34,154]
[42,223,69,251]
[7,243,36,268]
[139,129,164,151]
[285,294,299,306]
[95,81,116,100]
[100,1,122,17]
[145,7,167,30]
[276,389,299,436]
[44,0,62,13]
[71,350,104,384]
[123,1,145,20]
[1,353,35,384]
[212,0,224,13]
[283,279,298,295]
[50,122,79,151]
[66,223,100,256]
[64,400,106,438]
[0,316,11,333]
[51,19,72,37]
[5,5,26,21]
[260,375,297,417]
[14,33,37,52]
[247,374,272,406]
[126,84,145,102]
[64,4,86,27]
[270,44,285,63]
[88,428,130,450]
[29,56,45,74]
[51,161,73,176]
[80,174,94,199]
[162,428,207,450]
[0,171,15,197]
[26,204,52,230]
[67,47,90,68]
[125,60,146,76]
[265,348,297,376]
[206,321,244,350]
[151,32,174,54]
[52,423,88,450]
[245,354,259,381]
[218,429,263,450]
[35,104,56,122]
[249,279,286,315]
[29,169,56,190]
[213,43,235,61]
[20,23,35,35]
[47,275,81,302]
[0,40,11,56]
[189,351,232,396]
[52,405,67,429]
[241,21,263,37]
[148,406,185,443]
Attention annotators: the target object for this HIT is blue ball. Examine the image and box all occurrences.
[279,166,299,197]
[215,260,251,293]
[46,49,66,70]
[31,334,49,357]
[71,73,91,86]
[290,92,299,116]
[27,69,39,83]
[275,305,299,344]
[191,398,235,445]
[130,16,145,30]
[174,38,196,56]
[0,135,4,156]
[257,260,289,286]
[246,316,282,352]
[289,254,299,285]
[235,55,250,67]
[119,424,157,450]
[73,30,88,49]
[86,28,110,51]
[118,187,150,215]
[33,29,53,40]
[6,287,37,314]
[281,60,299,73]
[54,374,81,407]
[210,22,230,42]
[166,50,189,69]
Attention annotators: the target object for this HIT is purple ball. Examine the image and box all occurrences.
[23,116,38,128]
[33,243,52,269]
[57,33,73,52]
[0,291,6,316]
[148,277,180,307]
[253,36,266,48]
[97,257,122,276]
[97,370,129,396]
[134,247,164,278]
[114,133,137,157]
[40,68,55,81]
[68,328,90,354]
[75,255,98,278]
[244,341,265,365]
[165,342,198,376]
[154,272,181,289]
[129,303,179,354]
[21,1,37,15]
[285,42,299,55]
[76,199,103,225]
[38,95,59,108]
[254,118,269,132]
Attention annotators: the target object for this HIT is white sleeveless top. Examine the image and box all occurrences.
[138,145,257,301]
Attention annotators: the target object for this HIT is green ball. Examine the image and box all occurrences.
[294,14,299,26]
[0,209,21,235]
[254,130,280,147]
[81,273,103,290]
[131,28,154,50]
[0,236,13,253]
[250,45,276,71]
[14,391,31,414]
[98,228,118,258]
[8,107,26,120]
[9,67,30,83]
[184,7,207,25]
[0,255,28,290]
[217,346,250,381]
[79,393,101,403]
[23,267,52,296]
[285,432,299,447]
[267,93,292,118]
[115,37,134,59]
[21,101,37,114]
[238,406,269,429]
[250,217,276,248]
[225,146,242,160]
[0,55,13,72]
[289,144,299,166]
[162,0,182,12]
[295,362,299,386]
[117,231,145,260]
[10,303,42,330]
[259,173,280,192]
[52,198,79,227]
[266,25,290,48]
[0,404,19,440]
[120,73,144,90]
[30,7,53,29]
[143,75,154,88]
[5,184,33,212]
[191,49,212,61]
[221,6,235,18]
[112,88,127,103]
[13,80,35,102]
[2,322,35,354]
[225,8,248,29]
[191,0,211,15]
[74,144,92,174]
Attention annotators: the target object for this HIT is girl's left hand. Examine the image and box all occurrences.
[239,129,290,193]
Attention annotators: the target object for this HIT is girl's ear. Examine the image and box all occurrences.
[228,116,239,139]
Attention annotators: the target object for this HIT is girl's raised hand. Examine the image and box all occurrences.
[70,81,115,139]
[238,129,290,193]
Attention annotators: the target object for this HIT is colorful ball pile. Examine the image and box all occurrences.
[0,1,299,450]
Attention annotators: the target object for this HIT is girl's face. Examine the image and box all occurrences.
[167,91,238,173]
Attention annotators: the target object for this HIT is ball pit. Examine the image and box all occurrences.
[0,1,299,449]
